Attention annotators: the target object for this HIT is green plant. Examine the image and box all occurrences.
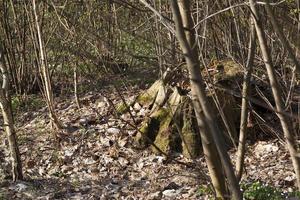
[51,171,66,178]
[288,191,300,199]
[11,95,45,113]
[196,185,214,198]
[242,181,284,200]
[0,193,4,200]
[11,95,22,112]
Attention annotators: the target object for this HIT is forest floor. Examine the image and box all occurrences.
[0,72,299,199]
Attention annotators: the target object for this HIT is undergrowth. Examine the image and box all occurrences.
[197,181,300,199]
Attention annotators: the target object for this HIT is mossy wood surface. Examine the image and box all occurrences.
[181,98,201,158]
[133,60,243,157]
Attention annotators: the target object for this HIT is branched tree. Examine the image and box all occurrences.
[250,0,300,190]
[32,0,63,130]
[0,42,22,181]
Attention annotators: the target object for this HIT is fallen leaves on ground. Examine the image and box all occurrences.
[0,89,298,199]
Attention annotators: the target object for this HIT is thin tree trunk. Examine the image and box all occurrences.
[171,1,242,199]
[235,19,256,181]
[250,0,300,190]
[0,44,23,181]
[32,0,63,129]
[74,62,80,109]
[177,0,227,198]
[297,0,300,57]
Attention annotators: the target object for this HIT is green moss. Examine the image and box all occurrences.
[153,110,180,154]
[213,60,243,83]
[116,102,130,114]
[153,131,171,153]
[181,101,201,158]
[11,95,44,113]
[153,125,172,154]
[137,80,163,106]
[135,118,152,147]
[115,97,136,115]
[196,185,214,198]
[136,94,154,106]
[135,108,168,148]
[152,108,169,122]
[182,119,200,158]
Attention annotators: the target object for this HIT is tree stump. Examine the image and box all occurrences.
[120,60,244,158]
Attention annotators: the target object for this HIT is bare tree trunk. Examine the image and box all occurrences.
[0,44,23,181]
[74,62,80,109]
[250,0,300,190]
[297,0,300,57]
[32,0,63,129]
[153,0,164,78]
[172,1,242,199]
[236,19,256,181]
[177,1,227,198]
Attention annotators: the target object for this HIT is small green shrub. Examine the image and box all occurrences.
[11,95,22,112]
[242,181,284,200]
[11,95,44,113]
[196,185,214,198]
[196,182,300,200]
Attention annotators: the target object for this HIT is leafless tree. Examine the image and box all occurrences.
[235,19,256,181]
[32,0,63,130]
[250,0,300,190]
[0,43,22,181]
[171,0,242,199]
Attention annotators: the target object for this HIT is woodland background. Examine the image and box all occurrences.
[0,0,300,199]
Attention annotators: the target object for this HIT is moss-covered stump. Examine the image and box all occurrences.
[135,87,203,157]
[152,88,183,154]
[135,87,191,155]
[207,89,240,146]
[205,59,243,146]
[134,86,241,156]
[116,97,136,114]
[136,80,163,107]
[181,98,201,158]
[152,110,180,154]
[211,59,243,85]
[135,108,169,148]
[150,82,171,113]
[132,59,245,157]
[116,80,165,115]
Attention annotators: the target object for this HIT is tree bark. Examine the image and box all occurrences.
[177,0,227,198]
[235,19,256,181]
[171,1,242,199]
